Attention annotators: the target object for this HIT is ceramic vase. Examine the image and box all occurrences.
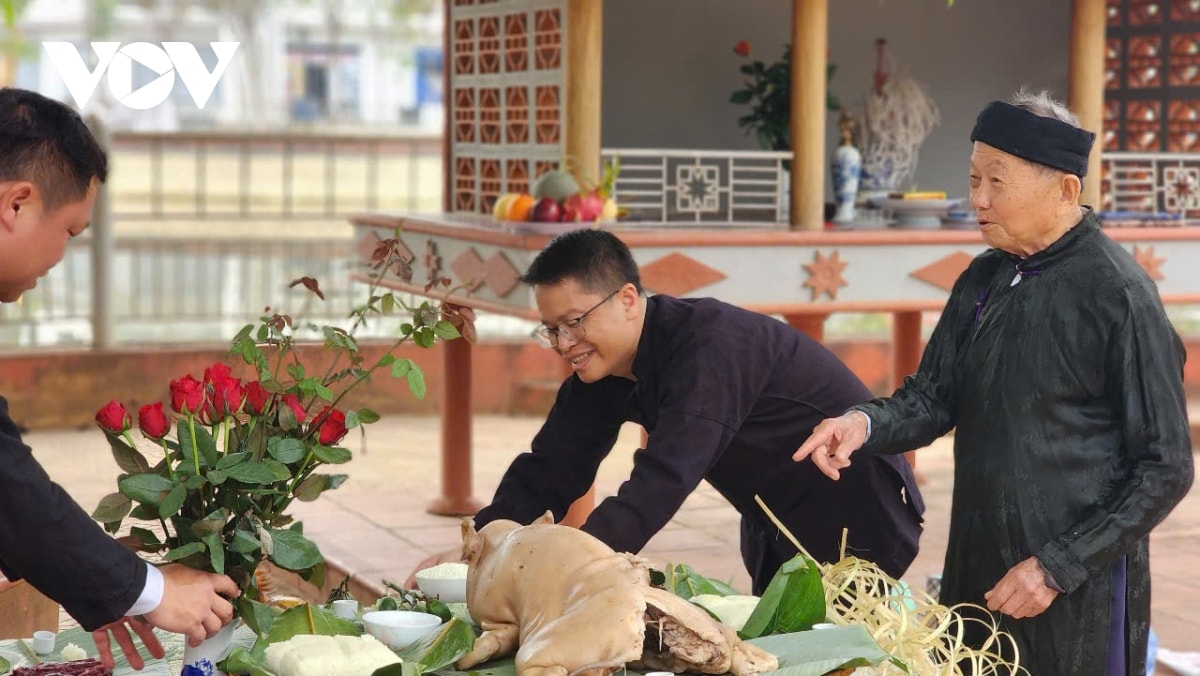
[831,144,862,223]
[181,620,237,676]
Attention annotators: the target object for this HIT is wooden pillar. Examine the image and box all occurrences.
[789,0,829,230]
[1068,0,1106,208]
[565,0,603,185]
[785,313,829,344]
[428,315,484,516]
[892,311,923,476]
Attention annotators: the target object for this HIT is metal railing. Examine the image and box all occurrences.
[109,130,443,220]
[0,236,390,348]
[600,148,791,225]
[1100,151,1200,223]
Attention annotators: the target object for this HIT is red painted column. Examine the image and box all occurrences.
[892,311,923,477]
[427,319,484,516]
[785,313,829,343]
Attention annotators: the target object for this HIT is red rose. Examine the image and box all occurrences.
[95,400,131,434]
[734,41,751,57]
[138,402,170,440]
[244,382,273,416]
[170,375,204,415]
[211,376,245,420]
[316,406,348,446]
[282,394,306,423]
[203,362,232,386]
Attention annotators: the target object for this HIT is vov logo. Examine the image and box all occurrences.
[43,42,240,110]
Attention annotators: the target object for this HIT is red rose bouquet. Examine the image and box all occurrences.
[90,231,475,617]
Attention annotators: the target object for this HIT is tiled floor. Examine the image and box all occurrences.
[28,414,1200,656]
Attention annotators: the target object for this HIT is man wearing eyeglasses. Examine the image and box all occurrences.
[407,228,924,594]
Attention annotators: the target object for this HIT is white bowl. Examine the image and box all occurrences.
[414,571,468,604]
[362,610,442,649]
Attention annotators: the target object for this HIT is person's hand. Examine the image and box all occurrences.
[91,615,165,670]
[403,548,463,589]
[983,557,1059,619]
[792,412,870,480]
[142,564,239,648]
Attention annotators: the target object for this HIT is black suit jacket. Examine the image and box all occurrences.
[0,396,146,630]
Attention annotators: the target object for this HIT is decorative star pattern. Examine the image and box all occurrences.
[1163,167,1200,211]
[675,165,720,213]
[802,250,849,301]
[1132,245,1166,281]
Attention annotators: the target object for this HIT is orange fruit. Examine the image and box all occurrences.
[505,193,536,221]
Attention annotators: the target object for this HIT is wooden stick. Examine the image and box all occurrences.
[753,494,816,561]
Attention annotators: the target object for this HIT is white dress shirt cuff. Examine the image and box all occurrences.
[124,563,164,617]
[849,409,873,441]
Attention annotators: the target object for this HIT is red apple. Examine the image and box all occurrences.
[530,197,562,223]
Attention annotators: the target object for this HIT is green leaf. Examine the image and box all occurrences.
[313,445,352,464]
[118,473,174,507]
[266,604,358,644]
[235,597,278,639]
[221,644,273,676]
[184,474,207,490]
[225,459,292,484]
[202,531,225,575]
[406,363,427,400]
[662,564,739,600]
[294,474,349,502]
[158,484,188,519]
[381,294,396,314]
[391,358,412,378]
[414,327,436,349]
[268,437,307,464]
[218,451,249,470]
[287,362,306,380]
[377,354,396,368]
[163,540,207,562]
[738,554,826,639]
[747,625,898,676]
[433,320,460,341]
[190,510,228,537]
[230,528,261,554]
[395,618,476,672]
[207,469,228,485]
[345,410,360,430]
[730,89,754,104]
[370,663,424,676]
[108,435,151,474]
[400,323,414,336]
[92,492,133,523]
[129,526,161,548]
[357,408,381,424]
[269,528,324,571]
[315,384,335,402]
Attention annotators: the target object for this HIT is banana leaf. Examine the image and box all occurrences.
[395,618,477,672]
[738,554,825,639]
[655,563,739,599]
[429,625,896,676]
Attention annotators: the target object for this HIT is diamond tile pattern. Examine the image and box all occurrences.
[639,253,727,297]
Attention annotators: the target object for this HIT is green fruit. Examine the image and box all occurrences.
[532,170,580,202]
[377,595,399,611]
[426,598,453,623]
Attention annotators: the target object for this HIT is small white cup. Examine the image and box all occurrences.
[31,630,55,655]
[331,599,359,620]
[812,622,837,630]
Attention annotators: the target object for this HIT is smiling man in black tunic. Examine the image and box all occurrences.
[410,227,925,596]
[795,90,1194,676]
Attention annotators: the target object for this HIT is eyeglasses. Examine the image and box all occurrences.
[532,289,620,348]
